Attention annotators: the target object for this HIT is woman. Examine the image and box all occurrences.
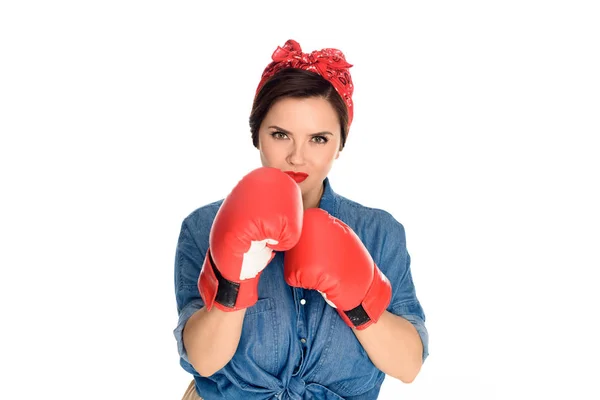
[174,39,429,400]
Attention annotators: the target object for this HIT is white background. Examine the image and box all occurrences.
[1,1,599,399]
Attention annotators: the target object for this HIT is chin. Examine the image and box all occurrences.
[300,179,318,195]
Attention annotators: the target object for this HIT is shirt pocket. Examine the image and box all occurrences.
[312,310,382,397]
[227,297,280,388]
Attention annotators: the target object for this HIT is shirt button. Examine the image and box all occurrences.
[300,299,306,305]
[300,338,307,344]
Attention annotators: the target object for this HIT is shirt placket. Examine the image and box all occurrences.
[293,287,309,368]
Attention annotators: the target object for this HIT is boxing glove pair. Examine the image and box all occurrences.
[198,167,391,330]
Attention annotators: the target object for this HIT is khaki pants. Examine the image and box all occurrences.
[181,380,203,400]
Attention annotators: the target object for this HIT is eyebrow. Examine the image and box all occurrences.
[267,125,334,136]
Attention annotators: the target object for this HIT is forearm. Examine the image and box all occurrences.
[182,306,246,377]
[353,310,423,383]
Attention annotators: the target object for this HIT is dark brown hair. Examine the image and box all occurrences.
[249,68,349,150]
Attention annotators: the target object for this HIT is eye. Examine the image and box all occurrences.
[311,135,329,144]
[271,131,288,140]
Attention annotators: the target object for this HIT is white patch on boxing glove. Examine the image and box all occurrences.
[239,238,279,280]
[318,290,338,309]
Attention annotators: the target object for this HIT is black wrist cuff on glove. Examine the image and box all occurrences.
[209,251,240,308]
[344,305,371,328]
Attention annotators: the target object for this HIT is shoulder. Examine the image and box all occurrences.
[334,194,406,245]
[179,199,224,237]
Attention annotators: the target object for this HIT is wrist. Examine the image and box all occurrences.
[199,249,260,311]
[338,266,392,330]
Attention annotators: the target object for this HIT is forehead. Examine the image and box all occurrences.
[263,97,341,134]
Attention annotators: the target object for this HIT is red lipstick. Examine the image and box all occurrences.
[284,171,309,183]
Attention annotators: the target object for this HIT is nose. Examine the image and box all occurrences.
[287,142,306,166]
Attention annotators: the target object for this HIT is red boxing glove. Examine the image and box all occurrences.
[284,208,392,330]
[199,167,303,311]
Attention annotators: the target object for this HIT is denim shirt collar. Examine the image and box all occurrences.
[317,177,337,215]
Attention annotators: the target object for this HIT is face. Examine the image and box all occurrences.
[257,96,342,209]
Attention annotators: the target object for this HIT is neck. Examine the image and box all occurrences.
[302,182,324,210]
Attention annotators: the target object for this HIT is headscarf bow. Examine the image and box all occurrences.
[255,39,354,129]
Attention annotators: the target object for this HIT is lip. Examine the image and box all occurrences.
[284,171,309,183]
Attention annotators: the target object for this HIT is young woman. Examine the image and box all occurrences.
[174,39,429,400]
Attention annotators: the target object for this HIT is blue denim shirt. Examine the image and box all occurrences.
[173,178,429,399]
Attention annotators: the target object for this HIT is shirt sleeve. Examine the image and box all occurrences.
[173,216,207,370]
[376,214,430,363]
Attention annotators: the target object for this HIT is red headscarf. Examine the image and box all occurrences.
[255,39,355,130]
